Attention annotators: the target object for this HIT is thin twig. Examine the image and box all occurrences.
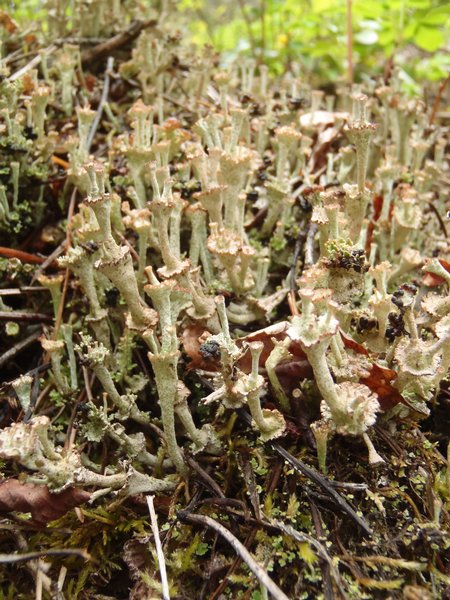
[7,45,57,82]
[209,527,258,600]
[237,401,372,537]
[0,247,47,265]
[428,201,448,238]
[0,311,52,323]
[65,187,78,248]
[0,287,48,296]
[147,495,170,600]
[86,57,115,152]
[0,548,90,563]
[114,229,140,262]
[287,290,299,316]
[185,455,226,498]
[273,519,348,598]
[309,500,335,600]
[178,510,290,600]
[429,73,450,126]
[339,554,428,571]
[271,443,373,537]
[289,227,306,292]
[80,20,157,66]
[13,531,52,596]
[162,94,196,114]
[31,240,68,284]
[0,329,42,369]
[53,269,70,339]
[53,188,77,339]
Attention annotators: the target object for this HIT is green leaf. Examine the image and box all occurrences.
[312,0,343,13]
[353,1,384,18]
[422,5,450,25]
[378,29,396,45]
[414,26,445,51]
[196,541,209,556]
[298,542,318,565]
[403,19,419,40]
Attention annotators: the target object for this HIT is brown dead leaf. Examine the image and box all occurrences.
[124,537,151,581]
[24,33,37,45]
[182,321,306,373]
[422,259,450,287]
[0,11,18,33]
[275,359,313,396]
[181,323,218,371]
[360,363,404,411]
[0,479,91,526]
[340,332,407,411]
[341,331,369,356]
[21,72,36,95]
[237,321,292,370]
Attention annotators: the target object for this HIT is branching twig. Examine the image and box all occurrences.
[0,329,43,369]
[80,20,157,66]
[272,443,373,537]
[31,240,68,284]
[86,57,115,152]
[0,287,46,296]
[238,402,372,536]
[7,45,57,82]
[273,519,348,598]
[185,455,226,498]
[178,510,290,600]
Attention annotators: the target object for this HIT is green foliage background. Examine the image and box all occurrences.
[7,0,450,89]
[179,0,450,90]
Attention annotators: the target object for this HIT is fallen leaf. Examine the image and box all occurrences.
[360,363,404,411]
[0,479,91,526]
[181,323,217,371]
[0,10,18,33]
[422,259,450,287]
[341,331,369,356]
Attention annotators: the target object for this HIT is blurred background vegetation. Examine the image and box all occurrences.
[7,0,450,94]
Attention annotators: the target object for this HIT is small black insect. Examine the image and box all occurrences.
[199,340,221,361]
[80,241,99,254]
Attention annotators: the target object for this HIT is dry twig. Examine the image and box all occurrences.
[178,510,290,600]
[147,495,170,600]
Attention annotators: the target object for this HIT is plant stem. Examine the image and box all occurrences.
[347,0,353,86]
